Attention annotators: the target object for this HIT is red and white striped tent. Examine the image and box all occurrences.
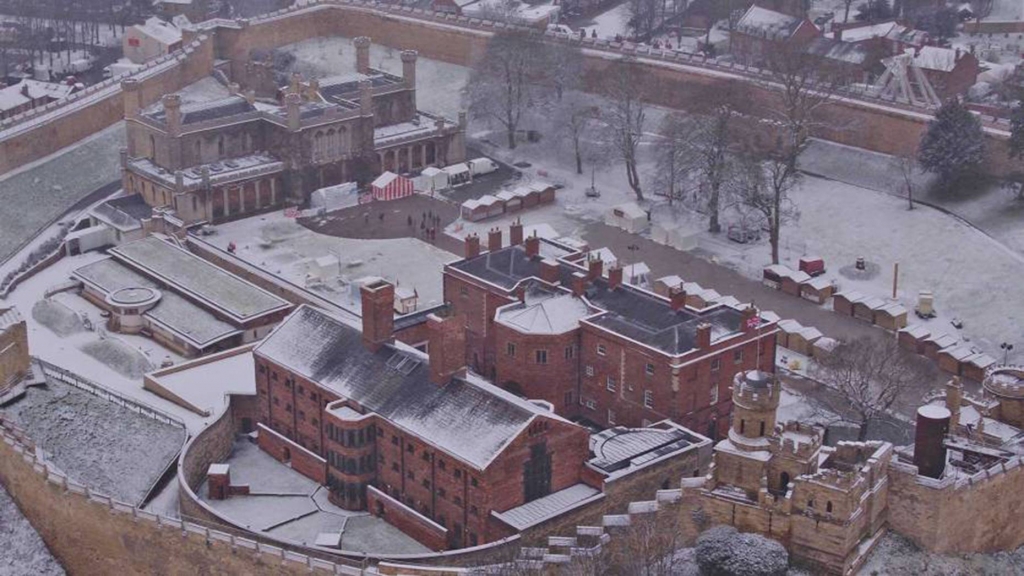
[371,171,414,201]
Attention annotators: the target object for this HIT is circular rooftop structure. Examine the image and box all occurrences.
[983,366,1024,399]
[741,370,773,389]
[106,286,162,309]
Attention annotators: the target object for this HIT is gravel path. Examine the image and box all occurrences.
[0,482,65,576]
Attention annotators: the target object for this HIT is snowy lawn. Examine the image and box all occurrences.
[0,378,186,505]
[0,483,65,576]
[859,532,1024,575]
[206,211,455,313]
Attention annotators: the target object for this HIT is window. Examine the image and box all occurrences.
[808,500,815,509]
[470,477,479,488]
[740,419,746,434]
[391,462,399,472]
[535,350,548,365]
[710,383,719,404]
[453,496,463,506]
[455,469,462,479]
[585,365,594,377]
[298,385,305,396]
[523,443,552,502]
[506,342,516,357]
[596,344,607,356]
[606,376,616,392]
[645,363,655,376]
[826,501,833,514]
[710,358,721,372]
[607,409,615,424]
[759,421,765,436]
[391,435,399,446]
[298,410,305,420]
[407,471,415,480]
[470,505,478,516]
[564,345,575,360]
[733,349,744,364]
[470,533,478,546]
[585,398,596,410]
[407,444,415,454]
[438,488,447,499]
[643,389,653,409]
[422,479,431,489]
[422,452,430,462]
[438,460,446,471]
[460,286,469,298]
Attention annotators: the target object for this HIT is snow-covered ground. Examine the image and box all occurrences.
[199,437,430,554]
[859,533,1024,575]
[206,211,456,314]
[986,0,1024,22]
[580,2,632,40]
[0,378,185,505]
[0,483,65,576]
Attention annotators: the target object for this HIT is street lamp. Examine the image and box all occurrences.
[1001,342,1014,364]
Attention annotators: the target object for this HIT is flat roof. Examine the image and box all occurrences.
[110,237,291,323]
[589,424,695,474]
[491,483,600,531]
[146,349,255,416]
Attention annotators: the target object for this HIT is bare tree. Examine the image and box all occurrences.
[555,94,599,175]
[628,0,660,42]
[811,336,931,441]
[541,40,584,101]
[467,31,547,149]
[602,56,647,201]
[653,112,690,206]
[564,508,685,576]
[476,0,523,24]
[735,152,801,264]
[892,152,918,210]
[842,0,856,22]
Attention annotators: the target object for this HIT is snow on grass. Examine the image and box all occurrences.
[31,299,86,337]
[79,337,156,380]
[206,211,455,313]
[0,483,65,576]
[582,2,633,40]
[859,532,1024,575]
[0,379,185,505]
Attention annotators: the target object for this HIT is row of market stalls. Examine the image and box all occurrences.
[832,289,909,331]
[652,275,742,311]
[762,263,836,305]
[460,182,557,222]
[898,324,997,382]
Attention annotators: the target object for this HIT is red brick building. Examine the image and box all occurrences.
[252,282,599,549]
[730,4,820,66]
[444,225,779,440]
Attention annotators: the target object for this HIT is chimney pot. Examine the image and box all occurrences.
[588,258,603,280]
[571,272,588,297]
[696,322,712,349]
[509,219,524,246]
[608,265,623,289]
[670,287,687,311]
[540,258,560,285]
[360,279,395,352]
[464,233,481,259]
[488,228,502,252]
[428,314,466,386]
[525,234,540,258]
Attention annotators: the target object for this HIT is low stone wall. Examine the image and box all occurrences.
[257,422,327,484]
[369,485,449,551]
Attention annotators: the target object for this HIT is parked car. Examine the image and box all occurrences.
[467,157,499,176]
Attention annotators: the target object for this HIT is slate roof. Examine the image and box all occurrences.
[491,484,601,530]
[146,95,256,125]
[91,194,153,232]
[255,305,565,469]
[449,241,753,356]
[804,37,872,66]
[589,425,694,474]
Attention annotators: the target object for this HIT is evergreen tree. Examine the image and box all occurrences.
[1010,103,1024,161]
[917,98,985,182]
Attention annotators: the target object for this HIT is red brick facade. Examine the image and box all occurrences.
[256,422,327,484]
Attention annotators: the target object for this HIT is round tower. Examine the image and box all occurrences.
[731,370,781,442]
[983,366,1024,428]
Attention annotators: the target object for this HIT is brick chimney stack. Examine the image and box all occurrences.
[946,377,963,428]
[428,314,466,386]
[540,258,560,284]
[464,233,481,259]
[695,322,712,349]
[354,36,371,74]
[525,234,540,258]
[588,257,603,280]
[360,279,395,353]
[669,287,687,311]
[509,219,524,246]
[488,227,502,252]
[571,272,588,297]
[608,265,623,289]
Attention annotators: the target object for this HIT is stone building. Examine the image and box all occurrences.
[697,370,891,575]
[121,37,465,225]
[0,307,30,394]
[443,224,779,439]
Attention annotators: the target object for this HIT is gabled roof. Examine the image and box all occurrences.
[735,5,806,40]
[255,305,569,469]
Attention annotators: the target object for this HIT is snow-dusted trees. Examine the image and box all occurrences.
[653,112,691,206]
[917,98,985,184]
[811,336,931,442]
[601,56,648,201]
[542,41,584,101]
[467,31,549,149]
[562,508,686,576]
[735,151,800,265]
[628,0,660,42]
[695,526,789,576]
[892,152,918,210]
[555,94,600,175]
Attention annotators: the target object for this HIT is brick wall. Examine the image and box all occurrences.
[368,486,449,551]
[257,422,327,484]
[493,321,579,413]
[0,314,29,390]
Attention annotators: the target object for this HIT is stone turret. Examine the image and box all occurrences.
[122,78,142,120]
[731,370,781,443]
[285,92,302,132]
[359,80,373,116]
[162,93,182,137]
[354,37,371,74]
[401,50,418,89]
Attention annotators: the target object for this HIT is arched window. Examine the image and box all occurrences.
[149,135,156,159]
[826,501,833,514]
[780,472,790,491]
[759,421,766,436]
[326,128,337,159]
[739,419,745,434]
[193,140,200,161]
[339,126,348,153]
[217,136,225,156]
[314,131,324,161]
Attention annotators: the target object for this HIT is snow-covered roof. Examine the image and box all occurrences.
[827,21,898,42]
[940,344,976,362]
[255,305,569,469]
[0,307,23,331]
[657,275,684,288]
[735,5,804,40]
[90,194,152,232]
[444,163,470,175]
[914,46,961,72]
[109,237,291,323]
[589,422,700,475]
[421,166,443,176]
[623,262,650,278]
[608,202,646,220]
[956,404,1022,442]
[0,79,74,112]
[926,333,959,348]
[968,353,997,370]
[127,153,284,190]
[804,276,832,290]
[777,319,803,332]
[491,484,600,530]
[494,287,590,335]
[374,114,449,146]
[134,17,182,46]
[900,324,930,338]
[805,37,872,66]
[372,171,400,189]
[146,349,255,417]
